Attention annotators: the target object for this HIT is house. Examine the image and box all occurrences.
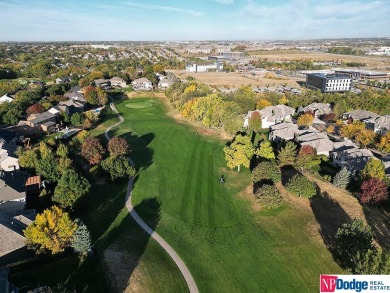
[0,149,19,171]
[26,111,56,128]
[0,93,13,104]
[296,129,334,156]
[158,73,179,90]
[110,77,127,88]
[332,148,374,174]
[364,115,390,134]
[343,110,380,122]
[64,91,86,103]
[244,105,295,129]
[333,139,358,152]
[93,79,111,90]
[131,78,153,91]
[0,129,19,151]
[55,76,72,84]
[58,100,85,115]
[302,103,332,117]
[0,170,28,210]
[269,122,299,143]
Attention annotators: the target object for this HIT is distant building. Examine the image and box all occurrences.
[334,69,389,80]
[110,77,127,88]
[306,73,351,93]
[186,62,223,73]
[0,94,13,104]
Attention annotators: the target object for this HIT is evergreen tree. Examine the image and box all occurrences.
[256,140,275,160]
[333,167,351,188]
[277,141,297,167]
[71,220,92,254]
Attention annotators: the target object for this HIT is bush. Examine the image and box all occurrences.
[252,161,281,184]
[255,184,282,209]
[286,174,316,198]
[359,178,389,204]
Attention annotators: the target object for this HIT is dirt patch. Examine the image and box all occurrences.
[238,183,263,212]
[303,171,365,220]
[171,70,300,88]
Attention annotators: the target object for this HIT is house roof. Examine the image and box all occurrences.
[132,78,152,84]
[259,105,295,118]
[28,111,56,125]
[0,129,18,143]
[269,122,299,141]
[110,77,125,82]
[334,148,374,172]
[333,139,358,152]
[59,100,84,108]
[344,110,380,121]
[0,94,14,104]
[0,171,28,202]
[303,102,332,113]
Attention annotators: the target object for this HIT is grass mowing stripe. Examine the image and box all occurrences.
[207,146,216,227]
[180,136,201,221]
[194,140,207,225]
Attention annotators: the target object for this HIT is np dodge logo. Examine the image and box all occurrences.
[320,275,390,292]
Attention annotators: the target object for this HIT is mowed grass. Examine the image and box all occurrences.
[109,96,344,292]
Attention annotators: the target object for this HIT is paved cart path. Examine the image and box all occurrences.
[104,100,199,293]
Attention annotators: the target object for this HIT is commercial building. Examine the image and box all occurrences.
[306,73,351,93]
[334,69,389,80]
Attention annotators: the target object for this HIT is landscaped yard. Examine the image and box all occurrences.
[101,95,344,292]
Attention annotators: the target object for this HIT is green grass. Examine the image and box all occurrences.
[105,97,344,292]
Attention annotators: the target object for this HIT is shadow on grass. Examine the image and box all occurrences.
[362,204,390,250]
[309,191,351,265]
[8,198,162,293]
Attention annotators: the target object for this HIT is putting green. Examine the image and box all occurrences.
[125,101,153,109]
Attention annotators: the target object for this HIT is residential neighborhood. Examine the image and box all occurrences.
[0,1,390,292]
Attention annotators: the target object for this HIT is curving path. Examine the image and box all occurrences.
[105,100,199,293]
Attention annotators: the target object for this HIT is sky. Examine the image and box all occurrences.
[0,0,389,41]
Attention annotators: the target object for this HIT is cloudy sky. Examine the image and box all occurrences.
[0,0,389,41]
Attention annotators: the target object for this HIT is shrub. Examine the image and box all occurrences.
[359,178,389,204]
[286,174,316,198]
[255,184,282,209]
[252,161,281,184]
[71,220,92,255]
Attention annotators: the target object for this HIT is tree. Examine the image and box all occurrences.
[71,220,92,255]
[96,87,108,105]
[24,206,77,254]
[256,98,271,110]
[297,114,314,128]
[26,103,45,116]
[359,178,389,204]
[356,129,376,147]
[378,132,390,153]
[336,219,374,267]
[355,250,390,275]
[323,112,336,123]
[333,167,351,188]
[84,85,98,105]
[326,125,335,134]
[17,148,38,169]
[39,141,53,158]
[360,158,386,181]
[295,145,317,171]
[252,161,281,183]
[277,141,297,167]
[54,169,91,208]
[35,153,61,182]
[81,136,105,165]
[108,137,129,157]
[70,112,83,126]
[224,134,254,171]
[255,184,282,209]
[340,121,365,139]
[101,156,136,181]
[255,140,275,160]
[56,144,68,158]
[285,174,316,198]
